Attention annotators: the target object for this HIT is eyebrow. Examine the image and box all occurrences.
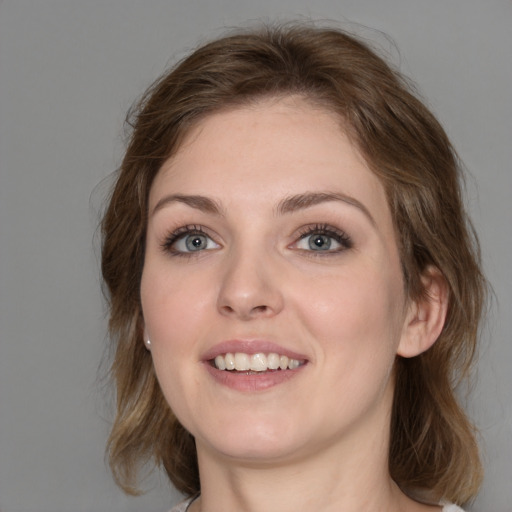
[151,194,223,217]
[151,191,375,226]
[277,192,376,226]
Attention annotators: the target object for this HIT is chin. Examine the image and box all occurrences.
[195,416,305,463]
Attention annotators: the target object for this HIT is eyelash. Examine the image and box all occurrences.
[160,223,353,258]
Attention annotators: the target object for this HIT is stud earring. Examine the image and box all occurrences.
[145,338,151,348]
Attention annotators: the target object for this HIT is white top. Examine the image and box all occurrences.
[442,505,466,512]
[169,497,466,512]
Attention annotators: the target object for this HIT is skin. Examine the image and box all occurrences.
[141,96,447,512]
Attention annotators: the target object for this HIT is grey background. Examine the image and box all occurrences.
[0,1,510,511]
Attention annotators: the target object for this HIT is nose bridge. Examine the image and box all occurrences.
[217,237,283,319]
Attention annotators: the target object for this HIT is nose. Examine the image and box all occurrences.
[216,247,284,320]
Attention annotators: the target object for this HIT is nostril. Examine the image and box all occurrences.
[219,302,271,319]
[251,305,268,314]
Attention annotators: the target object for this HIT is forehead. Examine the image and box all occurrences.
[151,97,385,205]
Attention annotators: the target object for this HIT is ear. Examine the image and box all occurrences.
[397,266,449,358]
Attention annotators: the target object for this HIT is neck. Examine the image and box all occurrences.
[194,448,400,512]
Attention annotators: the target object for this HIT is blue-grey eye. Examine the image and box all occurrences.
[187,234,207,251]
[308,234,332,250]
[294,228,348,253]
[172,233,220,253]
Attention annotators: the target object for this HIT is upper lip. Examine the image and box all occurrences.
[201,340,308,362]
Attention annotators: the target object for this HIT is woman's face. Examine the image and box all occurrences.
[141,97,413,465]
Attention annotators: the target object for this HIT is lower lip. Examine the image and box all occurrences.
[203,362,305,392]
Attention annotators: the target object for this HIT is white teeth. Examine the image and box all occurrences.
[214,355,226,370]
[213,352,303,372]
[267,353,280,370]
[234,353,250,371]
[288,359,300,369]
[224,353,235,370]
[250,353,267,371]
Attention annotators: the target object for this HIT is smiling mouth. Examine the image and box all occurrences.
[211,352,306,372]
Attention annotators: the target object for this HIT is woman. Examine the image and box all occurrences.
[101,24,485,512]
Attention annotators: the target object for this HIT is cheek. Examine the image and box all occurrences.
[283,265,404,432]
[140,270,206,405]
[294,264,404,358]
[141,263,211,343]
[140,267,207,417]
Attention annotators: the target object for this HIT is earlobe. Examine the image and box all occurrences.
[397,266,449,358]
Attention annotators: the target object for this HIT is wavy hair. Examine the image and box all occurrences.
[101,23,485,504]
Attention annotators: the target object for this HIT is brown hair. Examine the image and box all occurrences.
[101,23,485,504]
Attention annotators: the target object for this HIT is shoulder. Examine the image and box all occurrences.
[168,496,195,512]
[442,505,466,512]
